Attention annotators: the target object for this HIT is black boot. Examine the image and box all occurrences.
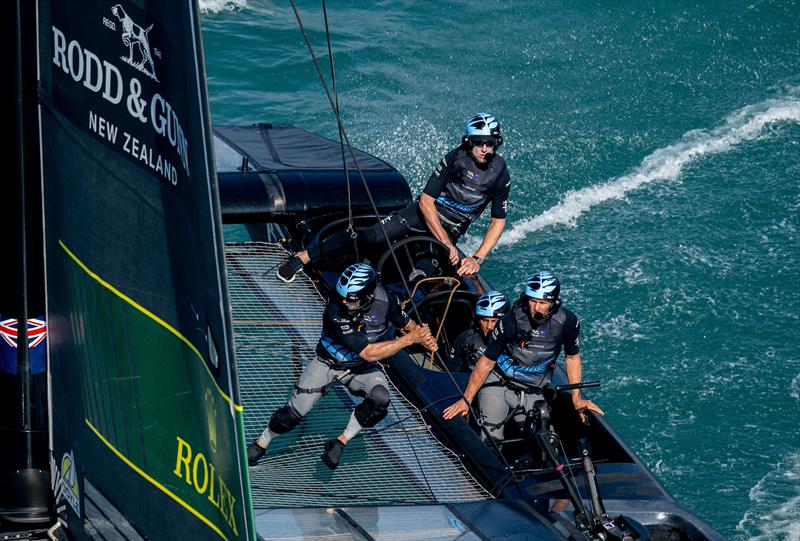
[247,440,267,466]
[321,439,346,470]
[277,256,303,283]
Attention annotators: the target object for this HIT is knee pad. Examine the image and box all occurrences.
[354,385,389,428]
[269,404,303,434]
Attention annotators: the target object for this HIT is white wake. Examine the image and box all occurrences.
[499,96,800,247]
[199,0,247,14]
[736,452,800,541]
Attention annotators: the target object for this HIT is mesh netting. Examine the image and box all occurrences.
[225,242,491,508]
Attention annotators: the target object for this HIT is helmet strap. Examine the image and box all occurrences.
[357,294,375,312]
[492,131,503,148]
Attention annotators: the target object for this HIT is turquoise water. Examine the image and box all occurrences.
[200,2,800,539]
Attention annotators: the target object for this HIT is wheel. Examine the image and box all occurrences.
[376,235,456,292]
[414,289,480,351]
[307,214,387,274]
[399,289,480,372]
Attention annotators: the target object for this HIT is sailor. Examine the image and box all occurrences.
[276,113,511,282]
[447,290,510,373]
[442,271,604,443]
[248,263,438,469]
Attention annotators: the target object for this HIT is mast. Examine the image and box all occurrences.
[0,0,51,528]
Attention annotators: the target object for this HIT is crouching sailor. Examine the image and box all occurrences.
[248,263,438,469]
[447,290,510,373]
[442,271,604,443]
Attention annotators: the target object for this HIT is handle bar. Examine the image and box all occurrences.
[550,380,601,392]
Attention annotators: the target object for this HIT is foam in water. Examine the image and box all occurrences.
[499,96,800,247]
[736,452,800,541]
[603,374,649,390]
[591,312,646,342]
[199,0,246,14]
[623,259,655,286]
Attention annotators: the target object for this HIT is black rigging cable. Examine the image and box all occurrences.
[322,1,358,260]
[288,1,413,304]
[292,0,438,501]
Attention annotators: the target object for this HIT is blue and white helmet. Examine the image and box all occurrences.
[475,290,510,318]
[524,271,560,303]
[336,263,377,303]
[464,113,502,140]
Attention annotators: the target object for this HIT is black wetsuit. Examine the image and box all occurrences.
[447,327,488,373]
[307,146,511,263]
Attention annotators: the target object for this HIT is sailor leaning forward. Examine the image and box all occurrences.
[248,263,438,469]
[276,112,511,282]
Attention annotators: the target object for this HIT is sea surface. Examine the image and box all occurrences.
[199,2,800,539]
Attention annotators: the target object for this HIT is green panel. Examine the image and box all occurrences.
[62,244,252,541]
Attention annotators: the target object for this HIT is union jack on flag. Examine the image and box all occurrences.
[0,318,47,349]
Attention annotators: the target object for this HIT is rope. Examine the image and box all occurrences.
[355,394,461,437]
[401,276,461,370]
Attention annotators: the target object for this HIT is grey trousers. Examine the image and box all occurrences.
[478,374,543,441]
[288,357,388,416]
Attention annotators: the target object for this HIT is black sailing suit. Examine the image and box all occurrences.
[283,285,410,418]
[447,327,488,373]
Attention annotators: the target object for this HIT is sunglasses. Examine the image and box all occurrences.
[471,138,496,148]
[343,296,367,310]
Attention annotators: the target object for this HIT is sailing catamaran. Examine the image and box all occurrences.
[3,0,727,539]
[213,123,726,541]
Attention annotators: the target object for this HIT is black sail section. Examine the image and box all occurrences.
[37,1,253,539]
